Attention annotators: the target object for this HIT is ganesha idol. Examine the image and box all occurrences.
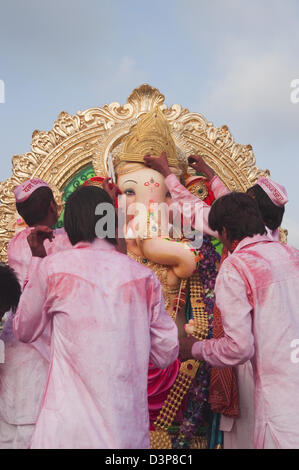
[89,107,220,448]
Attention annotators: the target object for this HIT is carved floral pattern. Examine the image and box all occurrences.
[0,84,273,262]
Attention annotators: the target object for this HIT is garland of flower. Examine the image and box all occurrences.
[171,235,221,449]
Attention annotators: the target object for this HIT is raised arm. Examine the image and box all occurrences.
[13,257,52,343]
[144,152,220,238]
[148,274,179,369]
[165,173,219,237]
[13,227,54,343]
[188,154,230,199]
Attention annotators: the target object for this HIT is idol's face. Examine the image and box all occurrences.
[118,166,169,208]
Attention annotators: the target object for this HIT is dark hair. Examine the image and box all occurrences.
[247,184,285,230]
[208,192,266,242]
[64,185,118,246]
[0,264,21,314]
[16,187,55,226]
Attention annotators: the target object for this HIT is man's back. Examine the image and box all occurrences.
[0,227,71,429]
[226,238,299,448]
[14,238,179,449]
[8,227,70,288]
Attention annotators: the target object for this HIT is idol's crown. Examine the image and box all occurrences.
[118,107,178,167]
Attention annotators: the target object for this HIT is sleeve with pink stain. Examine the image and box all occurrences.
[191,260,255,368]
[210,175,231,198]
[148,274,179,369]
[165,173,219,238]
[13,257,51,343]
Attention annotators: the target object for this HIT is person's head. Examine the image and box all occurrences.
[0,264,21,320]
[246,178,287,231]
[14,179,58,228]
[64,185,118,247]
[208,192,266,251]
[16,187,57,228]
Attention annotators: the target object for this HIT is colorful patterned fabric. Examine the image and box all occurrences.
[208,246,239,417]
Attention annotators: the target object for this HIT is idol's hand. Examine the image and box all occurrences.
[102,177,120,202]
[27,226,54,258]
[188,155,215,180]
[179,335,198,362]
[143,151,172,178]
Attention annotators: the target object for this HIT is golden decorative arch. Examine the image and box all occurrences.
[0,83,272,262]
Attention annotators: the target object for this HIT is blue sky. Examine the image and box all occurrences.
[0,0,298,246]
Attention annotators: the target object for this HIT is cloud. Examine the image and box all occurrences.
[175,0,299,138]
[201,51,299,138]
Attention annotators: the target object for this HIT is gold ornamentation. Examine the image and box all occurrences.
[116,163,145,176]
[190,436,208,449]
[151,272,209,449]
[189,272,209,341]
[279,227,288,244]
[119,107,178,168]
[127,251,176,309]
[153,360,200,432]
[0,83,282,259]
[186,178,209,201]
[150,430,172,450]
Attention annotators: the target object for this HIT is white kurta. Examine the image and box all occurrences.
[0,227,71,448]
[165,173,267,449]
[192,235,299,449]
[13,238,179,449]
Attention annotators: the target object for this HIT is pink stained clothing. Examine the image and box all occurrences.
[166,173,281,243]
[13,238,179,449]
[266,228,280,241]
[0,227,71,442]
[8,227,71,289]
[208,176,281,242]
[192,234,299,449]
[165,174,229,238]
[209,176,255,449]
[166,173,279,448]
[209,175,231,198]
[7,226,72,361]
[220,361,254,449]
[0,420,35,450]
[0,314,49,426]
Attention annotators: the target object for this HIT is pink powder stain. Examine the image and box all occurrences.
[122,278,151,307]
[51,274,76,299]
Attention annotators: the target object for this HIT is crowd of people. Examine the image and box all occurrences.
[0,153,298,449]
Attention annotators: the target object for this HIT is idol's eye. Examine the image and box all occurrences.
[166,191,172,198]
[124,188,136,196]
